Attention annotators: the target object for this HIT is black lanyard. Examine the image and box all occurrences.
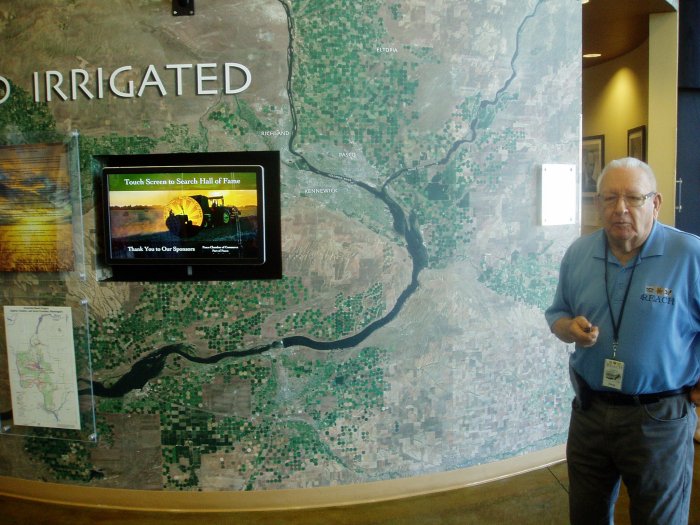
[604,239,641,358]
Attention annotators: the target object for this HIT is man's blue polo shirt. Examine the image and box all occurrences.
[545,221,700,394]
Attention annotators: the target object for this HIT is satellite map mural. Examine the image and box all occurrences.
[0,0,581,491]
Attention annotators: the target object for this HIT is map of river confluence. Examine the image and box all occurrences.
[0,0,580,490]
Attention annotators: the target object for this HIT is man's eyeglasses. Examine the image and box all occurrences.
[597,192,656,208]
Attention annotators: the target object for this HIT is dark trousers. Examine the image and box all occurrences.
[567,394,695,525]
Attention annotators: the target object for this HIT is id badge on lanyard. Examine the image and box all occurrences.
[602,242,640,391]
[602,358,624,390]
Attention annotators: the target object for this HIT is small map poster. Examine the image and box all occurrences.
[0,142,74,272]
[4,305,81,430]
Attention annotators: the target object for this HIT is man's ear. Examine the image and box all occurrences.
[653,192,662,219]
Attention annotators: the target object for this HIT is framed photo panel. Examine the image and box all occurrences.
[627,125,646,162]
[582,134,604,195]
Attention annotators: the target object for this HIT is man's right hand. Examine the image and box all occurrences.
[551,316,599,347]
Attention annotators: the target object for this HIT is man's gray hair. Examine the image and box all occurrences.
[596,157,657,193]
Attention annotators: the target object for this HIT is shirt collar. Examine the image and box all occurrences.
[593,220,664,261]
[641,220,664,257]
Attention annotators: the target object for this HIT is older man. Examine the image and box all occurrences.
[545,157,700,524]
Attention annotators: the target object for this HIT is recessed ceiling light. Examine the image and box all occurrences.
[583,53,602,58]
[582,0,590,4]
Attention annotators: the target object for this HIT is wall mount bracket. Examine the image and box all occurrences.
[172,0,194,16]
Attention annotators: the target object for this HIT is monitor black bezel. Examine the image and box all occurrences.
[96,150,281,281]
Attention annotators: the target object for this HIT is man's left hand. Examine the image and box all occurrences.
[690,381,700,405]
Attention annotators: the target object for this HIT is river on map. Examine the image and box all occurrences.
[80,192,427,399]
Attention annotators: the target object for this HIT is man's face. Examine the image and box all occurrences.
[598,166,661,252]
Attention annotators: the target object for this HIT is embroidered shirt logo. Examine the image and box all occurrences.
[641,285,675,305]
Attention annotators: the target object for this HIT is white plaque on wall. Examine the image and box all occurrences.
[540,163,577,226]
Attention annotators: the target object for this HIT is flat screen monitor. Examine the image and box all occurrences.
[98,151,281,281]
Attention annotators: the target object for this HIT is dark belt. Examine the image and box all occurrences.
[591,388,688,406]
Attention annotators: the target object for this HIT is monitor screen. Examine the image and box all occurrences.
[97,151,281,281]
